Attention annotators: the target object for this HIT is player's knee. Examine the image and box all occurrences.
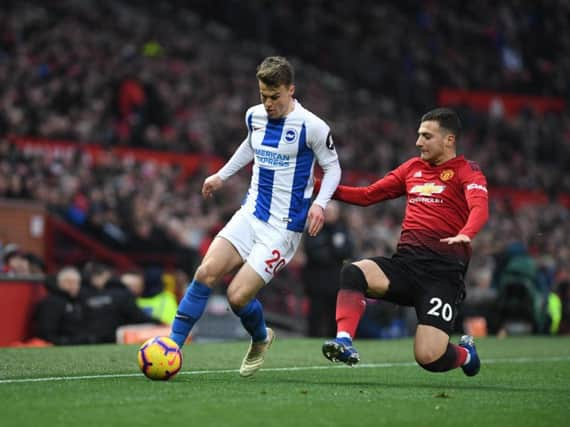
[415,347,441,366]
[226,288,248,311]
[194,261,221,286]
[340,263,368,293]
[415,345,450,372]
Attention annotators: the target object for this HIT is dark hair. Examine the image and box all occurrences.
[421,108,462,141]
[256,56,294,87]
[82,261,112,278]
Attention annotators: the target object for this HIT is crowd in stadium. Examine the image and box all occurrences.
[195,0,570,97]
[2,1,569,181]
[1,0,569,338]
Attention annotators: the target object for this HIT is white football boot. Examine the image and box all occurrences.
[239,328,275,377]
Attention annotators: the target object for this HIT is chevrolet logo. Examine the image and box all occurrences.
[410,182,446,196]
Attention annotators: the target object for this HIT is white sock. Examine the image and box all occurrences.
[336,331,352,340]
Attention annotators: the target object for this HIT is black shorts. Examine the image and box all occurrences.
[370,253,466,334]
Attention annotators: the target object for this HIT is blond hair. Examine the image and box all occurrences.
[256,56,294,87]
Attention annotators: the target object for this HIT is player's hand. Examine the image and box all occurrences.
[201,174,224,199]
[307,203,325,237]
[440,234,471,245]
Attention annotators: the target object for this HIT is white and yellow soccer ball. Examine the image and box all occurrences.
[137,336,183,381]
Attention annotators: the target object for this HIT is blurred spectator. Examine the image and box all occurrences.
[121,268,178,325]
[303,201,354,337]
[1,244,31,276]
[1,1,568,180]
[494,246,547,335]
[163,267,191,302]
[26,252,46,275]
[81,262,160,343]
[34,266,95,345]
[546,288,562,335]
[356,300,411,340]
[490,241,529,290]
[197,0,570,99]
[553,280,570,335]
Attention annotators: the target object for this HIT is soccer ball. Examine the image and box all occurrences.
[137,336,183,381]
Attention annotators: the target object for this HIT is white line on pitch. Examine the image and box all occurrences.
[0,356,569,385]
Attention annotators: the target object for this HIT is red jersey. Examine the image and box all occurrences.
[333,155,488,263]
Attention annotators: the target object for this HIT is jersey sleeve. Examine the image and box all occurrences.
[217,109,255,180]
[217,137,254,180]
[313,159,341,208]
[307,116,341,208]
[458,165,489,238]
[306,118,339,167]
[333,163,407,206]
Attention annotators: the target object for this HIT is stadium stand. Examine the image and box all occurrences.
[0,0,569,338]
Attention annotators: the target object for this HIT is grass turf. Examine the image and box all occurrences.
[0,336,568,427]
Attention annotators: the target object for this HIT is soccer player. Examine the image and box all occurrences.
[321,108,488,377]
[170,56,341,377]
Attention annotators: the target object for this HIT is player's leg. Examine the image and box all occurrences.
[230,225,302,376]
[414,282,480,376]
[170,237,243,348]
[337,259,391,335]
[322,259,389,365]
[414,324,479,375]
[226,262,275,377]
[227,263,269,344]
[414,324,465,370]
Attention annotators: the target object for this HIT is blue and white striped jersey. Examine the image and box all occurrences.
[218,100,339,232]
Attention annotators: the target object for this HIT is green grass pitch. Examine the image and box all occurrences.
[0,336,568,427]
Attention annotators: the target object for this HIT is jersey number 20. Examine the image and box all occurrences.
[264,249,285,276]
[427,297,453,322]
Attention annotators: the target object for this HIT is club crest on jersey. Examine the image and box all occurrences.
[440,169,454,181]
[410,182,446,196]
[283,128,297,143]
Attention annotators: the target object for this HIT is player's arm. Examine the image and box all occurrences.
[202,136,254,199]
[313,163,407,206]
[308,130,341,236]
[203,109,255,199]
[308,158,341,236]
[441,175,489,245]
[459,188,489,238]
[332,168,406,206]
